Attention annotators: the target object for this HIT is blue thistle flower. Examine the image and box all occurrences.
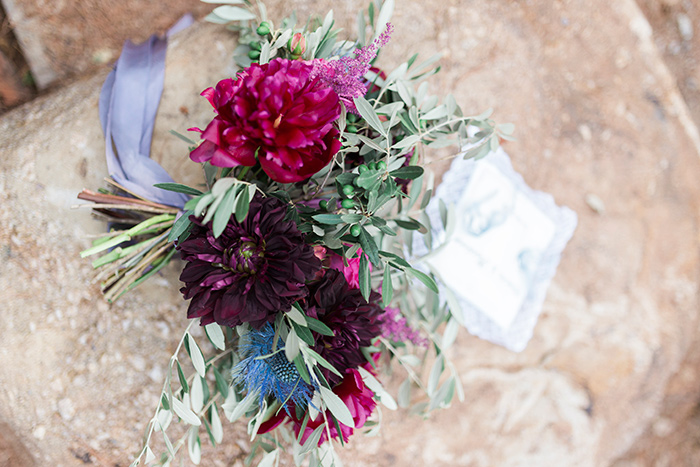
[233,324,315,412]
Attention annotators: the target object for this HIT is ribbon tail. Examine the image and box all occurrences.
[98,15,194,209]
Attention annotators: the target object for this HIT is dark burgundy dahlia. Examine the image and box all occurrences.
[190,58,342,183]
[305,269,384,384]
[177,194,321,328]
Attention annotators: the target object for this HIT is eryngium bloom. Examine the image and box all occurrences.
[177,194,321,328]
[233,324,315,411]
[305,269,384,384]
[190,58,342,183]
[259,368,377,446]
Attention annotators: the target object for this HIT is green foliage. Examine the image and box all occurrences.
[180,177,260,239]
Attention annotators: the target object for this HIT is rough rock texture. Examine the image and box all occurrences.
[0,0,211,89]
[0,419,36,466]
[1,1,700,466]
[638,0,700,130]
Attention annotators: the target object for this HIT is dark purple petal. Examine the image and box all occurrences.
[302,269,384,384]
[177,194,321,328]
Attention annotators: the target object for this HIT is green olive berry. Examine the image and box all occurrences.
[256,22,271,36]
[358,164,368,173]
[377,160,387,170]
[350,225,361,237]
[248,49,261,60]
[319,200,328,210]
[250,41,262,51]
[342,185,355,196]
[346,125,358,133]
[368,162,377,170]
[341,199,355,209]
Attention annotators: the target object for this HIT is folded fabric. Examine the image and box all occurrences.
[414,148,577,352]
[98,14,193,208]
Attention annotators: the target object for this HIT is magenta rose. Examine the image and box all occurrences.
[190,58,342,183]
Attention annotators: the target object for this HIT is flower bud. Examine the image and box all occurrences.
[288,33,306,56]
[256,22,271,36]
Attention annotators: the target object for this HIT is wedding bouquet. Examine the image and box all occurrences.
[77,1,511,465]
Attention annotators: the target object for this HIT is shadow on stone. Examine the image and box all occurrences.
[0,420,35,467]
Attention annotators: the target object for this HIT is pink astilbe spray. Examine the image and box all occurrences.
[312,23,394,113]
[381,307,428,346]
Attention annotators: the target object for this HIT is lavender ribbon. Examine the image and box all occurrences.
[99,15,194,208]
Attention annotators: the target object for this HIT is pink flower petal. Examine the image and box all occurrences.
[189,58,341,179]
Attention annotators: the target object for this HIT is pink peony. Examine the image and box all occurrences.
[312,246,371,289]
[190,58,342,183]
[328,250,364,289]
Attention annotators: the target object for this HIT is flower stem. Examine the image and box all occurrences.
[238,165,252,180]
[80,213,175,257]
[132,320,196,466]
[378,337,428,394]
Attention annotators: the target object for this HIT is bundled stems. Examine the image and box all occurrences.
[75,181,182,301]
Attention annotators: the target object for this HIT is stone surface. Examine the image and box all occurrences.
[0,419,36,466]
[0,0,211,89]
[0,48,30,108]
[1,0,55,89]
[638,0,700,132]
[0,6,34,112]
[1,1,700,466]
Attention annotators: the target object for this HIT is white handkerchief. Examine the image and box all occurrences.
[413,148,577,351]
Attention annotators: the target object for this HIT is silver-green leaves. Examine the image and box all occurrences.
[181,178,258,239]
